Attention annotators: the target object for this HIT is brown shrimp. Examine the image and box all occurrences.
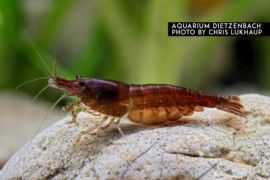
[49,76,245,141]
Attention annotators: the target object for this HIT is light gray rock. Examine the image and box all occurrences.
[0,92,60,168]
[1,94,270,179]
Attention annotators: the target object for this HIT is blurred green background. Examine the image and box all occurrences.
[0,0,270,103]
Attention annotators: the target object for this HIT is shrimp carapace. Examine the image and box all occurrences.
[49,76,245,127]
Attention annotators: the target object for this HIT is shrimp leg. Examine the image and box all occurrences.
[83,109,101,116]
[76,115,108,142]
[70,108,81,124]
[100,117,115,130]
[98,117,125,137]
[63,101,81,124]
[114,118,125,137]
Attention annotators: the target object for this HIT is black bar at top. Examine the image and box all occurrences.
[168,22,270,36]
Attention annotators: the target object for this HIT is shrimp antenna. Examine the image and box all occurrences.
[32,84,50,102]
[29,94,68,143]
[15,76,50,90]
[53,48,57,77]
[24,31,53,76]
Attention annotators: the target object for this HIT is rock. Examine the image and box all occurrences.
[1,94,270,179]
[0,92,60,169]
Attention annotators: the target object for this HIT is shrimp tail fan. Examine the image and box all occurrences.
[216,96,245,117]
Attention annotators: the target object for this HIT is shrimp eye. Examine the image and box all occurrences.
[76,75,81,79]
[79,81,84,86]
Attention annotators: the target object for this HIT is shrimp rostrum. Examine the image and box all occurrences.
[49,76,245,141]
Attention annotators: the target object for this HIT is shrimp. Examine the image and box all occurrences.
[49,76,245,142]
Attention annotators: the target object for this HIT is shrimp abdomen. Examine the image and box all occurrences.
[128,84,245,125]
[128,85,192,124]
